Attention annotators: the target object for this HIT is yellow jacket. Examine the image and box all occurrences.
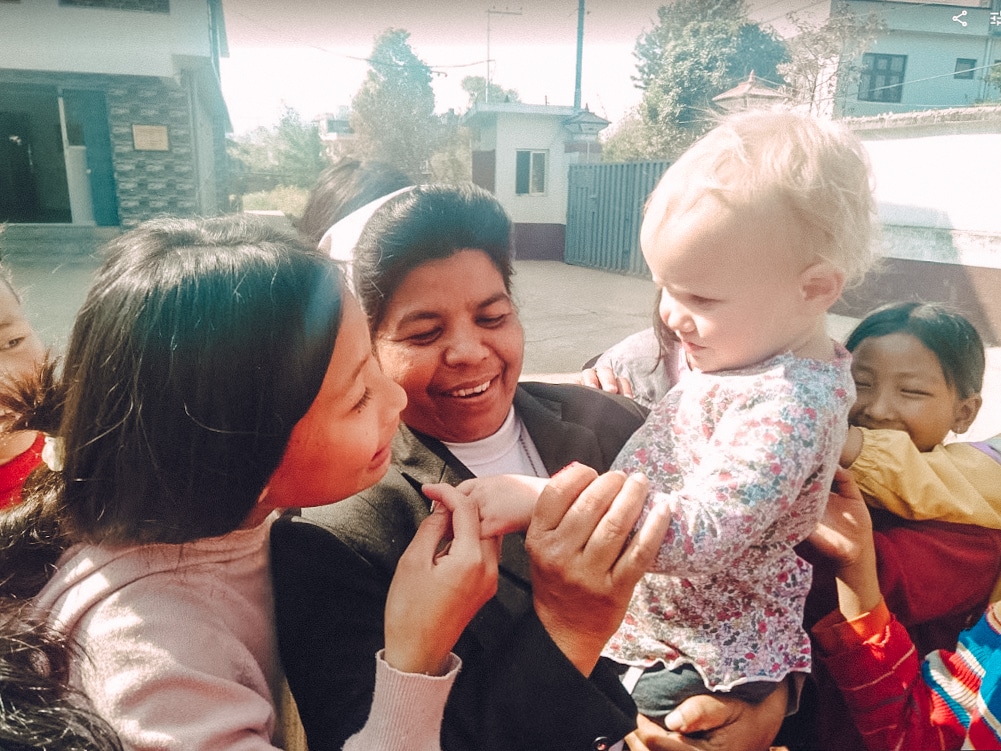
[851,428,1001,529]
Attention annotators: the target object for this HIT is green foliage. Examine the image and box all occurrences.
[983,61,1001,102]
[428,110,472,183]
[349,28,440,180]
[227,106,328,195]
[778,3,886,114]
[630,0,788,159]
[461,76,521,108]
[239,186,310,217]
[600,111,658,163]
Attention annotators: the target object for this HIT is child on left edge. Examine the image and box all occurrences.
[0,264,46,508]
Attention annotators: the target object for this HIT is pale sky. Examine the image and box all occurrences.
[218,0,825,134]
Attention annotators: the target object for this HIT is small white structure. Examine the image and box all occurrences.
[463,102,608,260]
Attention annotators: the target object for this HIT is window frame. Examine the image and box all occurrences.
[515,149,547,196]
[858,53,907,103]
[954,58,977,80]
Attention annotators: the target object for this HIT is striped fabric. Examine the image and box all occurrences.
[821,604,1001,750]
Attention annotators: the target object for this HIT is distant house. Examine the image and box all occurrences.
[0,0,230,228]
[316,106,354,160]
[463,102,608,260]
[835,0,1000,117]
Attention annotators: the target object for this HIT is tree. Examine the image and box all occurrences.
[981,60,1001,102]
[227,105,327,194]
[349,28,440,180]
[778,3,886,116]
[460,76,520,108]
[630,0,788,158]
[600,110,657,163]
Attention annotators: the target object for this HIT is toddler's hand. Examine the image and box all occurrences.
[424,474,547,538]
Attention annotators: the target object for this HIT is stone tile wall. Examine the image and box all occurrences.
[0,68,228,227]
[106,77,199,226]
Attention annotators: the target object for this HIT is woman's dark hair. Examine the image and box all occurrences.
[296,158,414,245]
[352,183,514,331]
[0,599,123,750]
[39,215,342,545]
[845,301,985,399]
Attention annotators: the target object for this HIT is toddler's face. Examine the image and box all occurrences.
[849,332,981,452]
[0,281,44,385]
[641,193,824,373]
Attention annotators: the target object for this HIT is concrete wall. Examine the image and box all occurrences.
[859,124,1001,257]
[0,0,212,79]
[834,114,1001,342]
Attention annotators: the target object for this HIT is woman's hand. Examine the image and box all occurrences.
[625,678,789,751]
[525,464,671,676]
[383,489,500,675]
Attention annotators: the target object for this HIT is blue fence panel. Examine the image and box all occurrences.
[564,160,671,276]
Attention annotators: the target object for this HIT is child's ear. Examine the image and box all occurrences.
[952,393,983,435]
[799,260,844,309]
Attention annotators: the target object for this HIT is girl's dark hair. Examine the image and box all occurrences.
[0,599,123,750]
[352,183,513,331]
[651,287,680,368]
[296,158,414,245]
[35,215,343,546]
[845,301,985,399]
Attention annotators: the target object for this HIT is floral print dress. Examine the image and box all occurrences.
[602,345,853,690]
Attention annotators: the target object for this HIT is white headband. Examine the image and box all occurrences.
[318,185,416,265]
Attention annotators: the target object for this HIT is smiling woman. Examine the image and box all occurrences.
[269,183,793,751]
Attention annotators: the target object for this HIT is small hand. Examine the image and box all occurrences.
[807,467,872,569]
[577,366,635,399]
[384,493,499,675]
[809,467,881,619]
[424,474,546,538]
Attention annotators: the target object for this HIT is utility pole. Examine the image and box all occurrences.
[574,0,585,110]
[486,8,522,104]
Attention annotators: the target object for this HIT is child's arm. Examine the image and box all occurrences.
[423,474,548,538]
[808,467,881,620]
[624,381,843,576]
[848,428,1001,528]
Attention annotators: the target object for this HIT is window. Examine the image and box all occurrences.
[954,58,976,79]
[515,150,547,195]
[858,53,906,103]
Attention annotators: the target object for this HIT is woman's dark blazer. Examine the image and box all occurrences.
[271,382,648,751]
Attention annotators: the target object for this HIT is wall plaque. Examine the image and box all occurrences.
[132,125,170,151]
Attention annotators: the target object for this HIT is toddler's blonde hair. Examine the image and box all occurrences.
[647,108,876,287]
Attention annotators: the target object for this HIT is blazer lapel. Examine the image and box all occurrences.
[514,385,605,474]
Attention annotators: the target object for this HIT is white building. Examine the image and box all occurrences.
[836,0,1000,117]
[0,0,230,228]
[463,102,608,260]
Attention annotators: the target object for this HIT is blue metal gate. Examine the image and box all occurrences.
[564,160,670,276]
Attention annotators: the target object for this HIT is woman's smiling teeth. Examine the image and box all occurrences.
[448,379,492,398]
